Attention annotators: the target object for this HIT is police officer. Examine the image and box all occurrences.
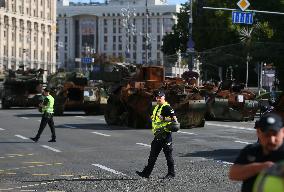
[136,91,178,179]
[229,113,284,192]
[30,87,56,142]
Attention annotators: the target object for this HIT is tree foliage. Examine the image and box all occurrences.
[162,0,284,89]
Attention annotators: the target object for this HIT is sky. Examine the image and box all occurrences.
[70,0,188,5]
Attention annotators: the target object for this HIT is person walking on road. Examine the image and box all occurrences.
[136,91,179,179]
[229,113,284,192]
[30,87,56,142]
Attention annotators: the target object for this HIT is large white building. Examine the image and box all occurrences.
[0,0,57,73]
[57,0,181,70]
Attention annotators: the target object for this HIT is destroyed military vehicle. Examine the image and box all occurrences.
[205,69,258,121]
[104,66,207,129]
[1,68,44,109]
[47,71,109,115]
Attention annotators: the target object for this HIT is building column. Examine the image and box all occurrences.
[0,15,3,70]
[15,19,20,69]
[7,18,12,69]
[30,22,34,69]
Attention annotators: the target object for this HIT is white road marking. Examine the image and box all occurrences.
[235,140,252,145]
[0,188,14,191]
[41,145,61,153]
[216,160,234,165]
[32,174,49,176]
[177,131,197,135]
[63,125,77,129]
[92,164,126,176]
[0,128,5,131]
[98,118,105,121]
[206,122,254,131]
[15,135,29,140]
[136,143,151,147]
[91,131,110,137]
[20,117,29,120]
[38,120,41,122]
[75,116,86,119]
[59,175,74,177]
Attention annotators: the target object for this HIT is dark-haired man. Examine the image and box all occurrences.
[229,113,284,192]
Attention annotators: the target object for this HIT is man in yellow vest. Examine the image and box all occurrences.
[136,91,178,179]
[30,87,56,142]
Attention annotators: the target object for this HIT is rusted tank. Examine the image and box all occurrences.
[47,71,108,115]
[205,79,258,121]
[1,68,44,109]
[104,66,207,129]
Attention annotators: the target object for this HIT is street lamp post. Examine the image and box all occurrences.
[121,4,136,63]
[188,0,194,70]
[245,53,252,88]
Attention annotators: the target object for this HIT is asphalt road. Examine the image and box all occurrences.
[0,108,258,192]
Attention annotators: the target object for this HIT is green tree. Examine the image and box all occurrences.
[162,0,284,88]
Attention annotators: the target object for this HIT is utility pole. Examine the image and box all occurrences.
[188,0,194,70]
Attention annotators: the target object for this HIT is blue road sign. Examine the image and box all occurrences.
[81,57,93,63]
[232,11,253,25]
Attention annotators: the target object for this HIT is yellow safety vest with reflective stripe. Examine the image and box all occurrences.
[42,95,54,114]
[151,102,172,134]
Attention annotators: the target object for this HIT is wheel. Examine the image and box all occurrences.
[53,96,66,116]
[1,99,10,109]
[198,119,206,127]
[54,104,64,116]
[104,102,120,125]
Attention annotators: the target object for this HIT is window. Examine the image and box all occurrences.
[12,47,15,57]
[34,50,37,59]
[104,36,108,43]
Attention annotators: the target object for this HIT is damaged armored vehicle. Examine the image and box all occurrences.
[104,66,207,129]
[205,68,258,121]
[1,68,44,109]
[47,71,109,116]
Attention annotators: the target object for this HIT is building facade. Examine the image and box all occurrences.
[0,0,57,73]
[57,0,180,70]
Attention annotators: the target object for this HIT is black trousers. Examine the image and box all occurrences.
[142,134,175,176]
[35,113,56,140]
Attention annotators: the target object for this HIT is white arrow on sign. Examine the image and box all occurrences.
[237,0,250,11]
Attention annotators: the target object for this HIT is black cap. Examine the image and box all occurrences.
[44,87,51,92]
[256,113,283,133]
[156,91,165,97]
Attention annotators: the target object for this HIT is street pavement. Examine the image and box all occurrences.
[0,108,258,192]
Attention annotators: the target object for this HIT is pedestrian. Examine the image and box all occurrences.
[229,113,284,192]
[136,91,179,179]
[30,87,56,142]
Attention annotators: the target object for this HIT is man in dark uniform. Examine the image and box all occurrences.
[30,88,56,142]
[229,113,284,192]
[136,91,178,179]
